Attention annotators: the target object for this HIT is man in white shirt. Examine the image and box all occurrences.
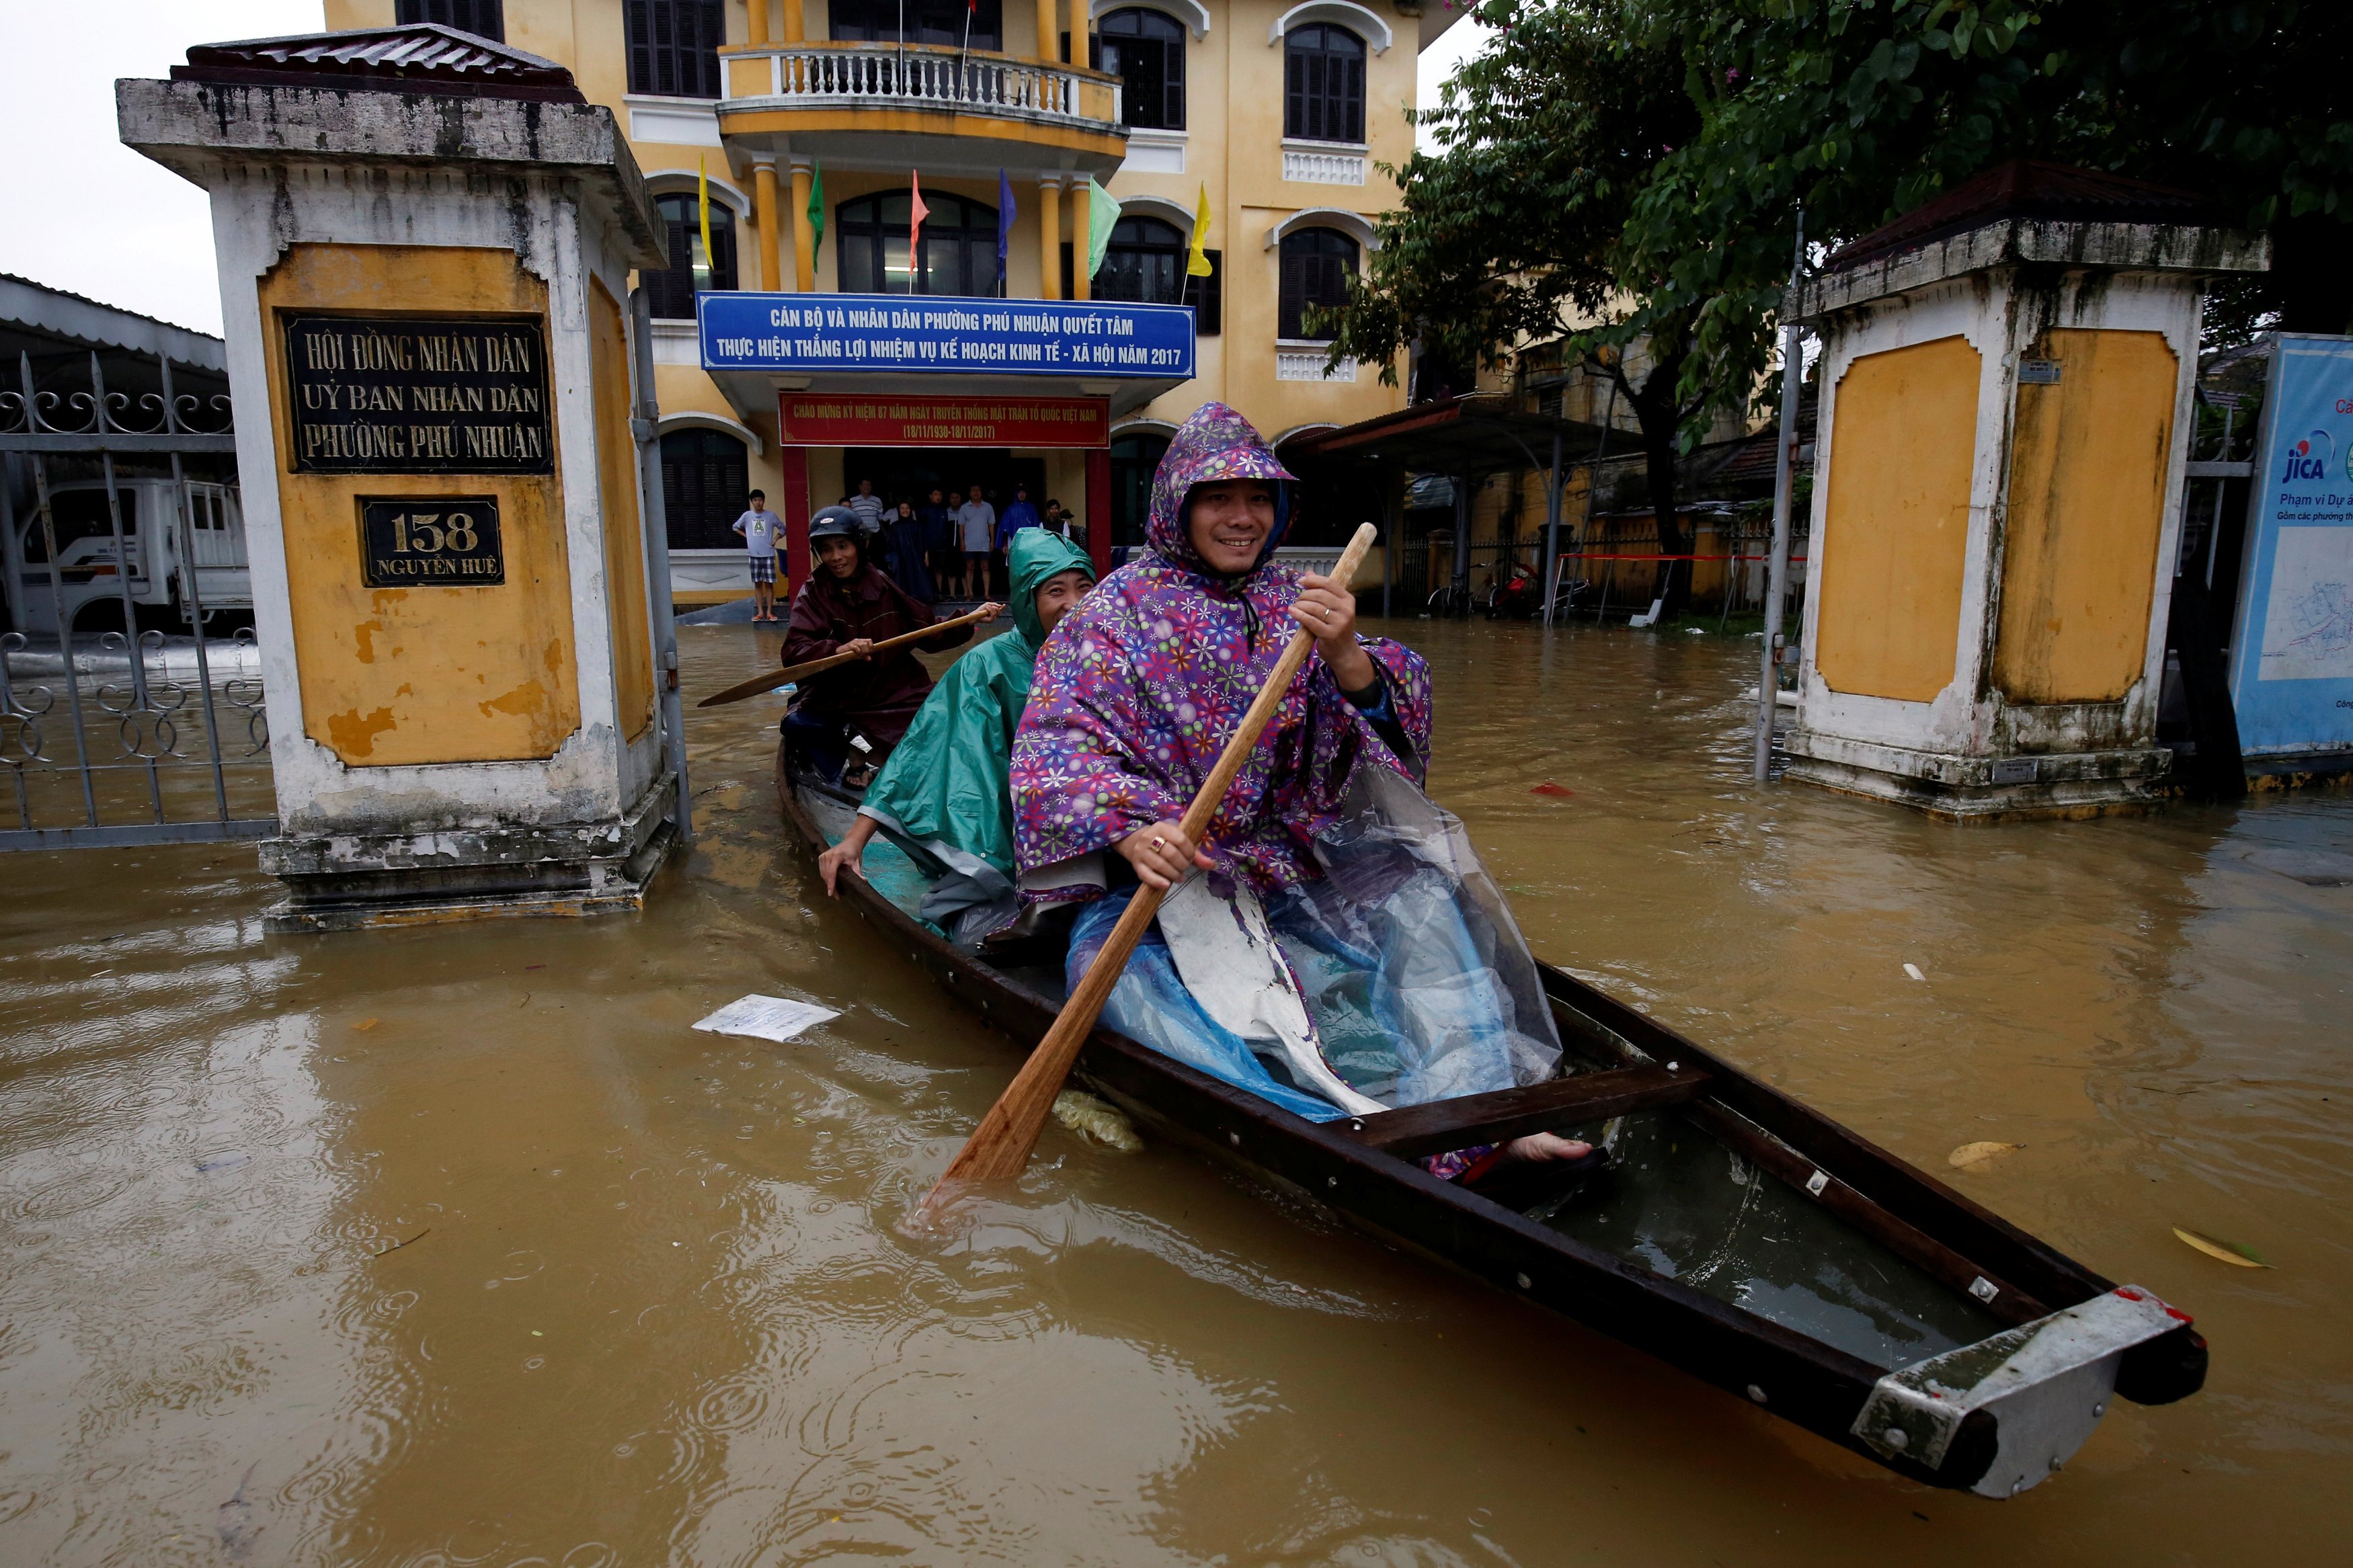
[848,478,887,536]
[953,483,997,600]
[731,489,784,622]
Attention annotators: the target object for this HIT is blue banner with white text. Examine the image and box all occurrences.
[698,292,1195,380]
[2227,332,2353,757]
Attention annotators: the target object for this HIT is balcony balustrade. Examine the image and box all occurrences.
[726,42,1121,128]
[719,42,1126,177]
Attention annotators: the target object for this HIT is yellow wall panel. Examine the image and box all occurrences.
[1816,335,1982,702]
[590,276,657,741]
[1993,328,2178,705]
[259,243,582,766]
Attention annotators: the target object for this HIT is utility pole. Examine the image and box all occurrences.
[1755,212,1806,786]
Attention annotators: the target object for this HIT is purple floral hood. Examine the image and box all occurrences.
[1146,401,1297,577]
[1010,402,1433,899]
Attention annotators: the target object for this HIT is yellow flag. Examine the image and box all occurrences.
[1186,182,1213,278]
[697,156,715,284]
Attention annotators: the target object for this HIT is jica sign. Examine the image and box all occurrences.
[2228,332,2353,758]
[284,313,553,474]
[358,497,505,587]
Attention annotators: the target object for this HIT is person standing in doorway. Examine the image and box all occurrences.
[732,489,783,622]
[922,485,958,598]
[955,483,996,602]
[997,484,1040,548]
[884,497,935,602]
[995,484,1039,600]
[848,477,887,538]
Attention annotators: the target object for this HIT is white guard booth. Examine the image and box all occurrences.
[119,25,678,929]
[1783,161,2266,819]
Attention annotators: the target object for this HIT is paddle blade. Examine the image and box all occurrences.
[697,669,792,708]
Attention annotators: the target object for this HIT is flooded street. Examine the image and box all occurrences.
[1,616,2346,1565]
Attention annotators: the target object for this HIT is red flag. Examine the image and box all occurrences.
[910,171,930,265]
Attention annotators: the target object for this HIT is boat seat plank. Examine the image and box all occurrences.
[1347,1065,1712,1157]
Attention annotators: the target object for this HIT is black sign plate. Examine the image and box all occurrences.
[359,497,506,587]
[284,313,553,475]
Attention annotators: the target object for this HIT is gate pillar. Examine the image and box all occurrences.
[120,26,676,928]
[1782,162,2266,819]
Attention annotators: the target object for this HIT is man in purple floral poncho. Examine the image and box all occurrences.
[1008,403,1591,1184]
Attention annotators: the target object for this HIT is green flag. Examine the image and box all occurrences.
[807,162,826,243]
[1084,175,1117,281]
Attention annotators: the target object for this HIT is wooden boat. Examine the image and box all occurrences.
[779,741,2206,1496]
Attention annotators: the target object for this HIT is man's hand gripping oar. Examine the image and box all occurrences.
[914,524,1380,1221]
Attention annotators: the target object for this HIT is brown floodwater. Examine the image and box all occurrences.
[1,614,2346,1565]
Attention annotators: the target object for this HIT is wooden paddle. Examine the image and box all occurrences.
[920,523,1379,1208]
[696,604,998,708]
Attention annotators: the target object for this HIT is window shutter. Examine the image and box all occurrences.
[1183,250,1221,337]
[626,1,725,98]
[396,0,506,40]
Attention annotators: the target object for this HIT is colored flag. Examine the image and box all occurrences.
[1186,181,1212,277]
[910,171,930,267]
[997,168,1016,265]
[1083,175,1117,280]
[696,156,714,285]
[807,162,826,243]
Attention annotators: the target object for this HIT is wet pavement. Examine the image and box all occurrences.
[0,615,2345,1564]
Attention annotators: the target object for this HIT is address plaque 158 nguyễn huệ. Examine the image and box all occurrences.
[358,497,505,587]
[283,312,554,476]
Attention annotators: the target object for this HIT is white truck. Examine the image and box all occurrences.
[5,476,250,635]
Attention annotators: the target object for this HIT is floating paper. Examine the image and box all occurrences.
[692,993,840,1044]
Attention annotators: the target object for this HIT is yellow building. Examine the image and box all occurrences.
[327,0,1453,600]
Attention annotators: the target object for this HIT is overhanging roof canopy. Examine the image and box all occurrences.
[1280,394,1616,478]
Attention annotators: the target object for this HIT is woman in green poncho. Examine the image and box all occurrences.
[817,528,1096,940]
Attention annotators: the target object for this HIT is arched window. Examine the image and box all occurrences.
[1283,24,1364,143]
[1096,216,1187,305]
[831,0,1002,50]
[660,429,750,550]
[626,1,725,98]
[836,191,1002,297]
[641,192,737,320]
[1277,228,1357,340]
[1109,432,1171,549]
[397,0,504,40]
[1099,9,1185,130]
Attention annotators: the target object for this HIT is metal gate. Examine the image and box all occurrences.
[1,346,276,850]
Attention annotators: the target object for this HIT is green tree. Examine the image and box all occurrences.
[1322,3,1722,614]
[1335,0,2353,612]
[1625,0,2353,375]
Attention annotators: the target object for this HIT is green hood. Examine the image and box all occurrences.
[1007,529,1096,647]
[859,528,1096,895]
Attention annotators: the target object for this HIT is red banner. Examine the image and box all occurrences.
[774,393,1109,449]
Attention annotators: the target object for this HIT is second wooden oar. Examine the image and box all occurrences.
[919,523,1379,1211]
[696,605,996,708]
